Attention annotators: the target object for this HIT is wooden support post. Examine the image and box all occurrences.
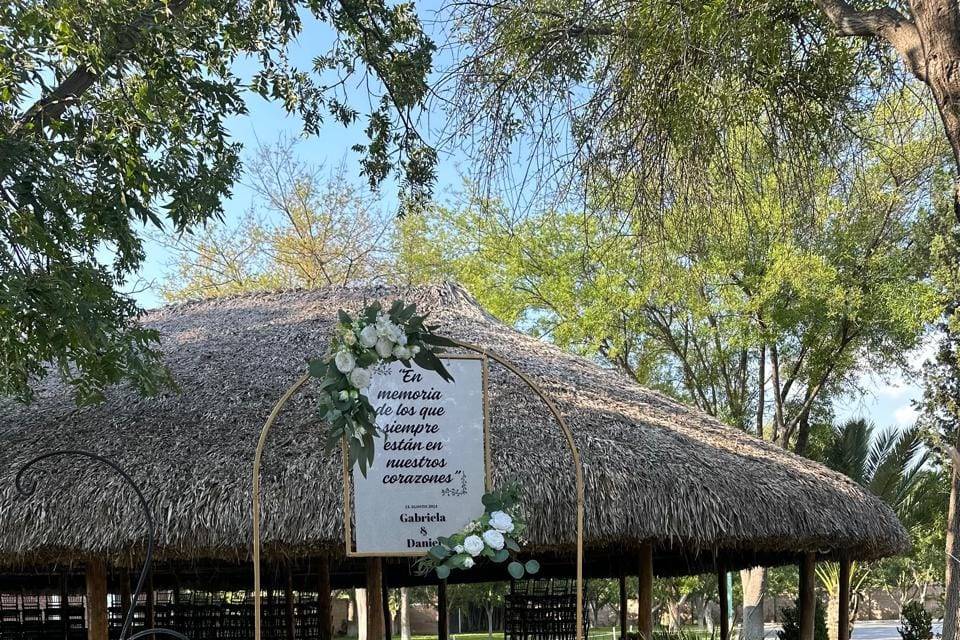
[119,571,131,623]
[638,543,653,640]
[619,570,628,640]
[146,570,156,640]
[285,567,296,640]
[366,558,385,640]
[85,560,108,640]
[718,568,730,640]
[437,581,449,640]
[381,561,392,640]
[318,557,333,640]
[172,582,181,631]
[799,553,817,640]
[838,557,851,640]
[60,571,70,640]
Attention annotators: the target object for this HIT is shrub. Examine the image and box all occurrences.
[898,601,933,640]
[777,599,828,640]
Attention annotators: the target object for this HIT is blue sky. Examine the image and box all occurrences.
[125,6,926,432]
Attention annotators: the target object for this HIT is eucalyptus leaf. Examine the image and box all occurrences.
[308,359,327,377]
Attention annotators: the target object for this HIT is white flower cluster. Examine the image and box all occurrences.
[333,348,373,389]
[332,313,422,391]
[363,312,421,360]
[460,510,514,558]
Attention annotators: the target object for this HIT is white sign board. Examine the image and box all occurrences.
[348,357,488,556]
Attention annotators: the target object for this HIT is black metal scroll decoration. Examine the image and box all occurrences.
[15,450,189,640]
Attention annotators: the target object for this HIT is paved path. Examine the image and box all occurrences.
[763,619,944,640]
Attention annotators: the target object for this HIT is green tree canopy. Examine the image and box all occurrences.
[158,137,392,301]
[401,92,942,450]
[0,0,433,403]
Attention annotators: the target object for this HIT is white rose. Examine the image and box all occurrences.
[396,332,408,346]
[410,345,421,356]
[388,324,404,342]
[349,367,372,390]
[482,529,504,551]
[489,511,514,533]
[334,350,356,374]
[375,337,394,358]
[393,345,411,360]
[454,545,464,554]
[359,324,379,348]
[375,316,393,337]
[463,535,484,557]
[463,557,475,569]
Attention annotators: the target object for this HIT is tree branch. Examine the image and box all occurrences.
[12,0,192,134]
[814,0,927,81]
[946,443,960,469]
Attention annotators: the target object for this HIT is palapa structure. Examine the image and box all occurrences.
[0,284,907,640]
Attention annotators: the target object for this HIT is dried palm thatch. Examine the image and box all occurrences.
[0,284,907,570]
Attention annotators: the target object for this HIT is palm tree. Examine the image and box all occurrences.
[822,418,928,511]
[818,419,930,640]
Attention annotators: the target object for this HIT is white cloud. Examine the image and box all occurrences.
[893,404,919,426]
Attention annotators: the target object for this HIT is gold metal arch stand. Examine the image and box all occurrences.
[250,340,586,640]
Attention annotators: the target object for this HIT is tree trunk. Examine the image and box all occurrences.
[486,606,494,640]
[741,567,767,640]
[620,571,629,640]
[906,0,960,218]
[400,588,411,640]
[704,600,715,635]
[794,406,811,457]
[356,589,368,640]
[943,458,960,640]
[827,594,840,640]
[667,601,682,632]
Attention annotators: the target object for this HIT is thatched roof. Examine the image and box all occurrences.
[0,284,907,572]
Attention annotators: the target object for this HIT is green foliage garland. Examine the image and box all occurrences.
[416,483,540,580]
[308,300,456,474]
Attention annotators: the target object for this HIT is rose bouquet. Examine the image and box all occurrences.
[417,483,540,580]
[309,300,457,474]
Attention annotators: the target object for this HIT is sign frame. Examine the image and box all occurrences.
[341,352,491,558]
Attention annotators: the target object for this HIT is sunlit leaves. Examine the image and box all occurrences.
[443,0,874,211]
[0,0,434,404]
[400,91,946,433]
